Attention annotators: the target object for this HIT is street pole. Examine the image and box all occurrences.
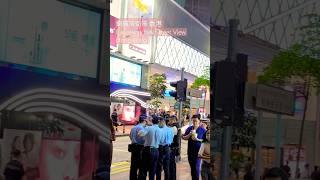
[275,114,282,167]
[255,111,263,180]
[177,67,185,161]
[203,88,207,115]
[220,19,239,180]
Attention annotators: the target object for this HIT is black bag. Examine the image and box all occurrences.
[128,144,134,152]
[171,147,180,156]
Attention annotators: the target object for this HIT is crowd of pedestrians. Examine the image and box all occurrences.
[126,111,320,180]
[128,112,213,180]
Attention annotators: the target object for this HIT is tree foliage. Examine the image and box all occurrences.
[258,13,320,177]
[148,73,167,109]
[191,66,210,89]
[258,44,320,89]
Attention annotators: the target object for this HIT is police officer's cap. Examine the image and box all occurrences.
[139,115,147,123]
[152,116,160,124]
[158,116,165,121]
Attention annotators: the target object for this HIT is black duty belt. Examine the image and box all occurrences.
[144,146,158,149]
[159,145,170,148]
[132,143,144,147]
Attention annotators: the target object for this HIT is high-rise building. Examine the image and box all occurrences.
[175,0,210,25]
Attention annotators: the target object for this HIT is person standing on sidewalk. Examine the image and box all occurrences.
[198,130,214,180]
[138,116,164,180]
[111,109,119,132]
[156,117,174,180]
[182,115,206,180]
[168,116,179,180]
[129,115,147,180]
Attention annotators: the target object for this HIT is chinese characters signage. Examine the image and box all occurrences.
[115,18,187,44]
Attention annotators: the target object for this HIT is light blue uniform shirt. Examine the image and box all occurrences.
[139,124,163,148]
[160,125,174,146]
[130,124,145,145]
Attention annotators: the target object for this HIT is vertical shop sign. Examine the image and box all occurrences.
[110,15,117,47]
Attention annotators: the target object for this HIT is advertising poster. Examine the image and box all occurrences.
[111,102,124,115]
[110,15,118,48]
[38,139,80,180]
[283,145,306,176]
[79,134,97,180]
[2,129,42,180]
[42,119,82,141]
[110,56,142,86]
[127,0,154,18]
[122,106,136,122]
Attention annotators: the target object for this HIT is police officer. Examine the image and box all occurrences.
[129,115,147,180]
[167,116,179,180]
[138,116,164,180]
[156,117,174,180]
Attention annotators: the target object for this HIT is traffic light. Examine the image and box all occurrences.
[169,79,188,101]
[177,79,187,101]
[234,53,248,127]
[211,61,237,126]
[169,81,178,100]
[211,53,248,127]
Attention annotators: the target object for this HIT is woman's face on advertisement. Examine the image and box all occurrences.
[41,140,80,180]
[13,136,22,150]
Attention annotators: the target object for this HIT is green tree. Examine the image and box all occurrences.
[148,73,167,109]
[258,14,320,175]
[191,66,210,89]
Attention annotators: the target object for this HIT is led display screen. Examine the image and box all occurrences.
[0,0,101,78]
[122,105,136,122]
[110,56,142,86]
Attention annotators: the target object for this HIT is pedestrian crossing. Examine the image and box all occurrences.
[111,161,131,175]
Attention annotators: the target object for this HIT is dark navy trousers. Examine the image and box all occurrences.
[188,152,201,180]
[130,144,144,180]
[156,145,171,180]
[139,147,159,180]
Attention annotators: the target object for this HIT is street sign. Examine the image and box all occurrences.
[188,89,203,98]
[245,83,295,115]
[256,84,295,115]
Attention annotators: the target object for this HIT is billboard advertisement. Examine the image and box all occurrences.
[110,56,142,86]
[122,106,136,122]
[1,0,101,78]
[110,15,118,48]
[127,0,154,18]
[2,129,42,180]
[38,140,80,180]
